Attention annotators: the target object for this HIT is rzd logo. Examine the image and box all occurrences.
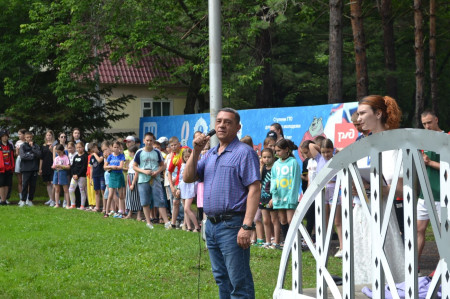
[337,129,355,142]
[334,123,358,148]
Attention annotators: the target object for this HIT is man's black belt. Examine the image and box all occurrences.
[207,212,245,224]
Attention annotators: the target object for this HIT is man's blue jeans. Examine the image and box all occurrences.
[205,215,255,299]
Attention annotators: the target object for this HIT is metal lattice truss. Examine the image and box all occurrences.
[274,129,450,299]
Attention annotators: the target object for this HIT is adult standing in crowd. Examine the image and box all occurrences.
[351,111,370,141]
[269,123,284,142]
[184,108,261,298]
[54,132,68,153]
[417,109,444,265]
[354,95,405,284]
[41,130,56,206]
[71,128,83,144]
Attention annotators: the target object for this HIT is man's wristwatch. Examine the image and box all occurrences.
[241,223,256,230]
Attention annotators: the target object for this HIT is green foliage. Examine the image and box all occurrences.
[0,0,134,140]
[1,0,449,131]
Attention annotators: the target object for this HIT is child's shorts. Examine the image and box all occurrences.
[53,170,69,185]
[42,171,54,183]
[0,171,13,187]
[93,176,106,191]
[109,171,125,189]
[325,184,341,205]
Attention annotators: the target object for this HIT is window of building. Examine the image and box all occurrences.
[141,99,172,117]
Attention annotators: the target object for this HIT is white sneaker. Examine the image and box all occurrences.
[26,200,34,207]
[334,249,343,258]
[18,200,26,207]
[49,200,55,207]
[146,223,154,229]
[5,200,10,205]
[63,201,67,208]
[44,199,52,205]
[164,222,171,229]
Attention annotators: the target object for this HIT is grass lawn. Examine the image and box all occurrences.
[0,203,345,298]
[2,176,437,297]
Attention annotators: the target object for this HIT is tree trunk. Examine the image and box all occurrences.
[350,0,369,100]
[430,0,437,113]
[380,0,398,99]
[255,28,273,108]
[328,0,343,103]
[184,71,203,114]
[414,0,425,128]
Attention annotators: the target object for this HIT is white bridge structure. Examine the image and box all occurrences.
[274,129,449,298]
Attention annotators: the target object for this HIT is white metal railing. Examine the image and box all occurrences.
[273,129,450,298]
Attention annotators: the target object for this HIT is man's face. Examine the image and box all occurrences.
[352,118,365,133]
[421,114,439,131]
[215,111,241,142]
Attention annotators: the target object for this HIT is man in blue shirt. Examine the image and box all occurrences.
[184,108,261,299]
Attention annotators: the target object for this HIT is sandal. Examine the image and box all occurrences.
[103,213,109,218]
[193,227,201,233]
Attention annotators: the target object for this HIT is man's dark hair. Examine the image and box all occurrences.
[421,109,438,118]
[218,108,240,124]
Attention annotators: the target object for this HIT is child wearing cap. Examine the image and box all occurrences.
[124,135,136,162]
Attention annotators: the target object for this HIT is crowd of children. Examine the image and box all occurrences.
[240,125,343,252]
[0,125,343,253]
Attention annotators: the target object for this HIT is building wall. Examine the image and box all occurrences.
[105,85,187,134]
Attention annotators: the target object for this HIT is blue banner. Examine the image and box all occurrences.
[140,102,359,162]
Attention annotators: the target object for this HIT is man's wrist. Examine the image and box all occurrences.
[241,223,256,231]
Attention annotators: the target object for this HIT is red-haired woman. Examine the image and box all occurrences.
[353,95,405,285]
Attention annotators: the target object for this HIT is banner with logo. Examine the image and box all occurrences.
[140,102,359,162]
